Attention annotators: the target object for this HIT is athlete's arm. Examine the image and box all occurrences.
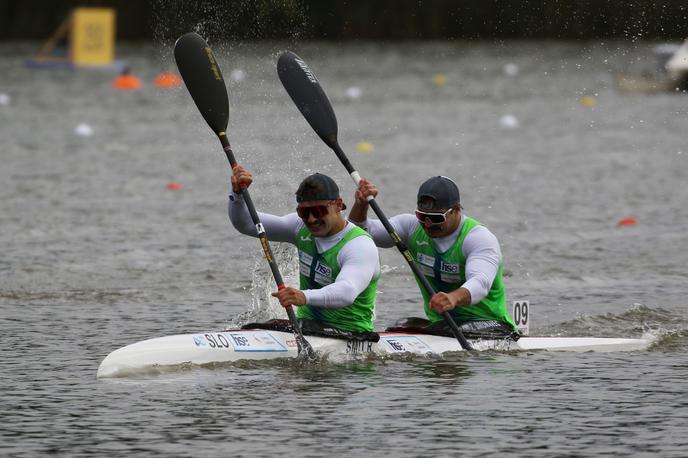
[228,191,300,243]
[461,226,502,305]
[349,213,417,248]
[429,225,502,312]
[303,236,380,308]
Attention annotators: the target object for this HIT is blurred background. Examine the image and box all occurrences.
[1,0,687,332]
[1,0,687,41]
[1,0,687,321]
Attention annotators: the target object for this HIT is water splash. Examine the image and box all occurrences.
[151,0,310,44]
[228,243,299,327]
[538,303,688,351]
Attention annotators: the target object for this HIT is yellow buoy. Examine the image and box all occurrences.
[356,142,374,153]
[432,73,447,87]
[579,95,596,107]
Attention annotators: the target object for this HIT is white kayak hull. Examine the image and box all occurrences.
[97,329,653,378]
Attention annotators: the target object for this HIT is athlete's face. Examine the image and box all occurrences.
[417,205,461,238]
[297,198,345,237]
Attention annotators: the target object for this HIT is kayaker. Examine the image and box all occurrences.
[349,175,518,339]
[229,165,380,336]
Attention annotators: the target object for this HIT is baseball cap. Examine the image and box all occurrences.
[417,176,460,210]
[296,173,346,208]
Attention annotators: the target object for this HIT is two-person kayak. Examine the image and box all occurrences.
[97,302,654,378]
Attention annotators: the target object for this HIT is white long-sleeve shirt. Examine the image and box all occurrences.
[229,192,380,308]
[351,213,501,305]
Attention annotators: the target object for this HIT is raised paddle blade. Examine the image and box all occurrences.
[277,51,338,149]
[174,32,229,135]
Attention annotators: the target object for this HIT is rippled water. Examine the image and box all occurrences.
[2,40,688,456]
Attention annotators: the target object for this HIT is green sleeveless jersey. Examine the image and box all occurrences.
[408,217,516,329]
[295,225,379,332]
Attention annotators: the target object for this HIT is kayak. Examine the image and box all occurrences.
[97,328,653,378]
[97,302,654,378]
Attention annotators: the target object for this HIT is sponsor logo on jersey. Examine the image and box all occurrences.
[440,261,459,273]
[416,252,435,267]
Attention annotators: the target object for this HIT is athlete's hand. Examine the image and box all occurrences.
[429,292,457,313]
[429,288,471,313]
[355,178,378,205]
[271,287,307,307]
[231,164,253,193]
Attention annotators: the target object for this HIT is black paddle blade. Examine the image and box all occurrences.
[277,51,338,149]
[174,32,229,135]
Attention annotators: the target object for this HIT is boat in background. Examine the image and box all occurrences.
[97,301,655,378]
[613,40,688,94]
[666,38,688,86]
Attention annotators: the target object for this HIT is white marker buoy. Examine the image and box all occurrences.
[345,86,362,99]
[503,63,520,76]
[230,69,246,82]
[499,114,519,129]
[74,123,94,137]
[0,93,10,106]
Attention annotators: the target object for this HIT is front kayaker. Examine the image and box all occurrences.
[229,165,380,335]
[349,175,518,339]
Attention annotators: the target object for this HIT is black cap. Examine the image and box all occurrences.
[296,173,346,208]
[417,176,460,210]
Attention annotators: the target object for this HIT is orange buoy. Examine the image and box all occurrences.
[165,182,182,191]
[112,74,142,90]
[112,67,142,90]
[154,72,182,88]
[617,217,637,227]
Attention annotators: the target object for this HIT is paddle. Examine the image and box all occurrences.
[277,51,474,351]
[174,32,314,358]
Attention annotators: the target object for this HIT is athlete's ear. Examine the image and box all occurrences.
[336,197,347,212]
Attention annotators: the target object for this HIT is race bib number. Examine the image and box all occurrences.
[511,300,530,336]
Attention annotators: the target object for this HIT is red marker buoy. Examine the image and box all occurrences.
[166,182,182,191]
[617,217,637,227]
[154,72,182,88]
[112,74,142,90]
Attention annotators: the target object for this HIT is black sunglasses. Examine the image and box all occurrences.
[296,202,334,219]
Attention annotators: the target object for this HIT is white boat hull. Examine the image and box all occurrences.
[97,329,653,378]
[666,39,688,80]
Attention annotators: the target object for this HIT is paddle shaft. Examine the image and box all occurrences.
[219,134,304,329]
[175,34,313,357]
[331,143,474,351]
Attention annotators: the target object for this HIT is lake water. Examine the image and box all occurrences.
[1,39,687,456]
